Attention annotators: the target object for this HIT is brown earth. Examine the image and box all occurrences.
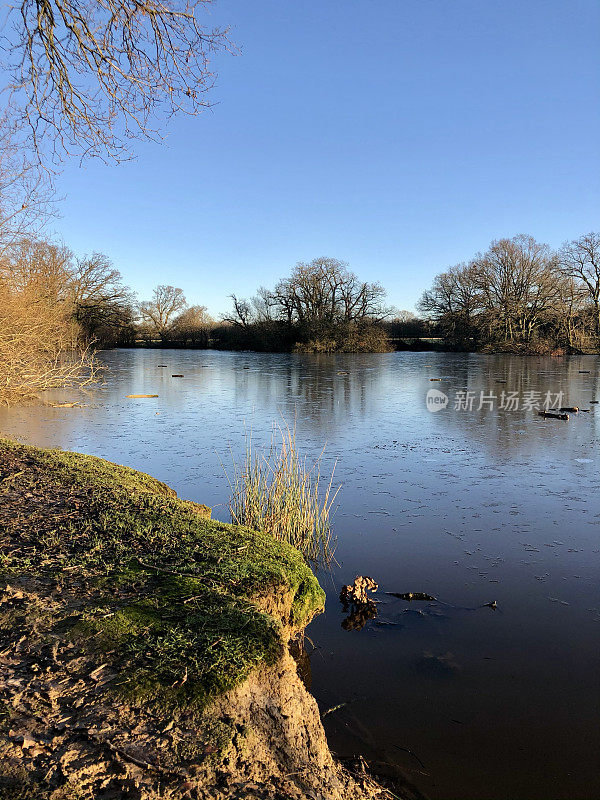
[0,440,403,800]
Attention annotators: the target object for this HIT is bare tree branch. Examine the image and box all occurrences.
[2,0,236,163]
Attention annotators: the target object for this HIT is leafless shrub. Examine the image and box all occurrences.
[0,282,98,404]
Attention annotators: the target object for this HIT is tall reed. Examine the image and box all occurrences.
[226,424,338,566]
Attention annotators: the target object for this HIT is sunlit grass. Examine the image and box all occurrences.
[225,422,338,566]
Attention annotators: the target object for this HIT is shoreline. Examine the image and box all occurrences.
[0,438,393,799]
[100,342,600,356]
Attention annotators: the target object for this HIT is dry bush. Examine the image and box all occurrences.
[0,283,97,403]
[295,321,391,353]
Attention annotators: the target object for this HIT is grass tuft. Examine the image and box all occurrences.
[225,423,338,566]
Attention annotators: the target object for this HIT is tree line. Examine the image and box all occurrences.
[3,230,599,402]
[417,232,600,353]
[94,256,393,352]
[0,242,394,403]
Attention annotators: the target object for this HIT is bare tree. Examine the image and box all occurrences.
[394,310,417,323]
[272,258,391,326]
[2,0,235,163]
[138,284,187,340]
[470,235,562,342]
[0,236,73,300]
[69,253,134,342]
[419,236,568,347]
[554,276,589,349]
[0,112,54,255]
[418,263,481,343]
[169,304,213,344]
[252,286,278,323]
[559,232,600,341]
[223,294,254,328]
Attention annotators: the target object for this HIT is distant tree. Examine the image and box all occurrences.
[552,276,589,349]
[2,0,234,164]
[222,258,392,353]
[138,285,187,341]
[470,235,561,343]
[169,304,213,345]
[395,310,417,323]
[418,263,480,345]
[70,253,134,343]
[271,258,391,326]
[419,235,566,348]
[223,294,254,327]
[252,286,279,323]
[384,311,433,341]
[559,232,600,341]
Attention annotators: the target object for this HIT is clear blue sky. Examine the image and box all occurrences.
[55,0,600,317]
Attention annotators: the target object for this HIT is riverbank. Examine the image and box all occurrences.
[100,338,599,356]
[0,438,390,799]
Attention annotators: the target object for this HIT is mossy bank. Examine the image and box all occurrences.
[0,438,391,799]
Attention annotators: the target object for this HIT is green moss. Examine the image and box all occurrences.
[0,437,325,712]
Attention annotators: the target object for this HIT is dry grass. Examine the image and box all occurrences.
[226,423,338,566]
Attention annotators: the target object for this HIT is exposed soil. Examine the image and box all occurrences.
[0,439,399,800]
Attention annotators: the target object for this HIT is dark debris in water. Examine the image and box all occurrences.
[339,576,498,633]
[385,592,437,602]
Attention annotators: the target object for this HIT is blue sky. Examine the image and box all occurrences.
[55,0,600,317]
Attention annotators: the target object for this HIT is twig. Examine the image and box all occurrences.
[135,557,205,581]
[1,471,24,483]
[321,702,347,718]
[80,730,189,779]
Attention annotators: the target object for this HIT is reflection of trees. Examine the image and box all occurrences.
[230,353,396,433]
[428,354,600,457]
[105,350,600,460]
[43,349,598,463]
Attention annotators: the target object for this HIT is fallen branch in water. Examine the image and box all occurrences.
[321,702,347,718]
[385,592,497,611]
[385,592,436,602]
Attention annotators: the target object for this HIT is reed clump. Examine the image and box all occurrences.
[227,425,338,566]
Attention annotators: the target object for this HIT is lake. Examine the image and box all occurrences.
[1,348,598,800]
